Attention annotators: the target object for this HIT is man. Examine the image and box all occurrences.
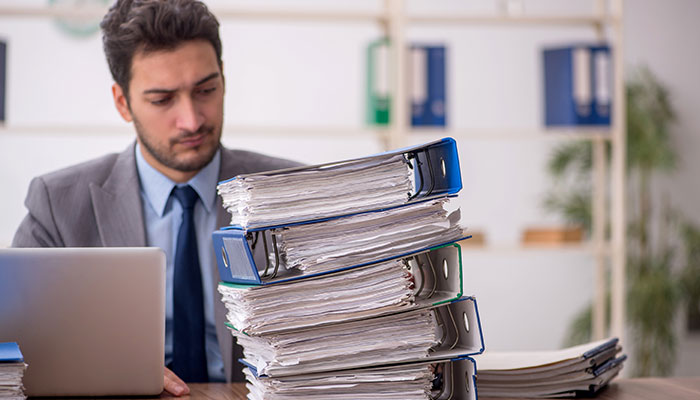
[12,0,299,395]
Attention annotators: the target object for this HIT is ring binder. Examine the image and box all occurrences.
[214,213,468,286]
[218,244,466,335]
[217,137,463,229]
[227,296,485,378]
[242,356,477,400]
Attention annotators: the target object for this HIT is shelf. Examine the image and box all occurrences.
[0,124,613,141]
[408,14,620,27]
[0,6,620,27]
[0,124,385,139]
[409,127,613,141]
[459,242,610,255]
[0,5,386,23]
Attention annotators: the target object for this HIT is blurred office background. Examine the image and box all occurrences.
[0,0,698,376]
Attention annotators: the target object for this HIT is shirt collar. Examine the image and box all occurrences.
[135,142,221,217]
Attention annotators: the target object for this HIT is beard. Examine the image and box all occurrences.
[133,117,221,173]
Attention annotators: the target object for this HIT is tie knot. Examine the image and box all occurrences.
[172,185,199,210]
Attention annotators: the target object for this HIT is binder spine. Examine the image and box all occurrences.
[544,44,612,127]
[408,242,463,305]
[431,296,485,356]
[433,356,478,400]
[408,137,462,200]
[213,230,261,284]
[410,45,447,127]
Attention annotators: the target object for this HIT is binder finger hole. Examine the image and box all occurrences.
[462,312,470,333]
[440,157,446,178]
[442,258,449,280]
[221,246,230,269]
[465,371,470,392]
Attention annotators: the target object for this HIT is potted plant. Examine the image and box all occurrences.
[544,66,700,376]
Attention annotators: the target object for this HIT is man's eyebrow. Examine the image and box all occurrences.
[142,72,221,95]
[194,72,220,86]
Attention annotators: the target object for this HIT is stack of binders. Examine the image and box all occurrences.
[213,138,484,399]
[0,342,27,400]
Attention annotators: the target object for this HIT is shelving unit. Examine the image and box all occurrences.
[0,0,626,343]
[379,0,626,344]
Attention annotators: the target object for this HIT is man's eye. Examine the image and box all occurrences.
[151,97,171,106]
[152,98,170,105]
[198,87,217,95]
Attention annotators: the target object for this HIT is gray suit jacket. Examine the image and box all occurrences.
[12,142,300,382]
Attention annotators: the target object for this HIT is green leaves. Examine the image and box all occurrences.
[626,67,677,173]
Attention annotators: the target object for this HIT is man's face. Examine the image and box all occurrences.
[113,39,224,182]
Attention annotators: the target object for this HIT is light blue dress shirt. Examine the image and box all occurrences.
[135,143,225,382]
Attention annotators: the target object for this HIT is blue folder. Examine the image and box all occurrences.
[411,45,447,127]
[218,137,463,230]
[544,44,612,126]
[214,222,469,285]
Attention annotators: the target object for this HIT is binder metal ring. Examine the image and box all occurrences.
[220,246,229,269]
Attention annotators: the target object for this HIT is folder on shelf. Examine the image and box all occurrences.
[473,337,626,398]
[214,198,468,285]
[217,137,463,230]
[230,296,484,378]
[218,243,464,334]
[243,356,477,400]
[410,44,447,127]
[367,38,391,125]
[543,44,612,127]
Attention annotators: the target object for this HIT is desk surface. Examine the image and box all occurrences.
[41,377,700,400]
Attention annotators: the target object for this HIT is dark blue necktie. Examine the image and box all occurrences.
[171,185,209,382]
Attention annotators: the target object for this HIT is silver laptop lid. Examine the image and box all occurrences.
[0,247,165,396]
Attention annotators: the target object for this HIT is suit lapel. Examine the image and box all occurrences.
[90,143,147,247]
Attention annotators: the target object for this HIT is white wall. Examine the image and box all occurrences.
[0,0,698,373]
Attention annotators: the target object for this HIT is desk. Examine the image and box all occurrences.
[41,377,700,399]
[484,377,700,400]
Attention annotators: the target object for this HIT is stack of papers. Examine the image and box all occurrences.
[217,244,464,335]
[234,309,439,377]
[273,198,464,275]
[218,154,413,229]
[219,259,415,335]
[0,343,27,400]
[473,338,626,398]
[244,363,435,400]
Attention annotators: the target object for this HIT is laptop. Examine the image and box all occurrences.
[0,247,165,396]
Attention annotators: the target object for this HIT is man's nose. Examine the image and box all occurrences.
[175,97,204,133]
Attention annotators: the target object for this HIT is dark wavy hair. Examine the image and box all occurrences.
[100,0,222,100]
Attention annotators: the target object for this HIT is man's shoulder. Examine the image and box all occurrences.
[220,147,303,177]
[35,151,125,191]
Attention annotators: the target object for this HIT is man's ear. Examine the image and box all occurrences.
[112,83,133,122]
